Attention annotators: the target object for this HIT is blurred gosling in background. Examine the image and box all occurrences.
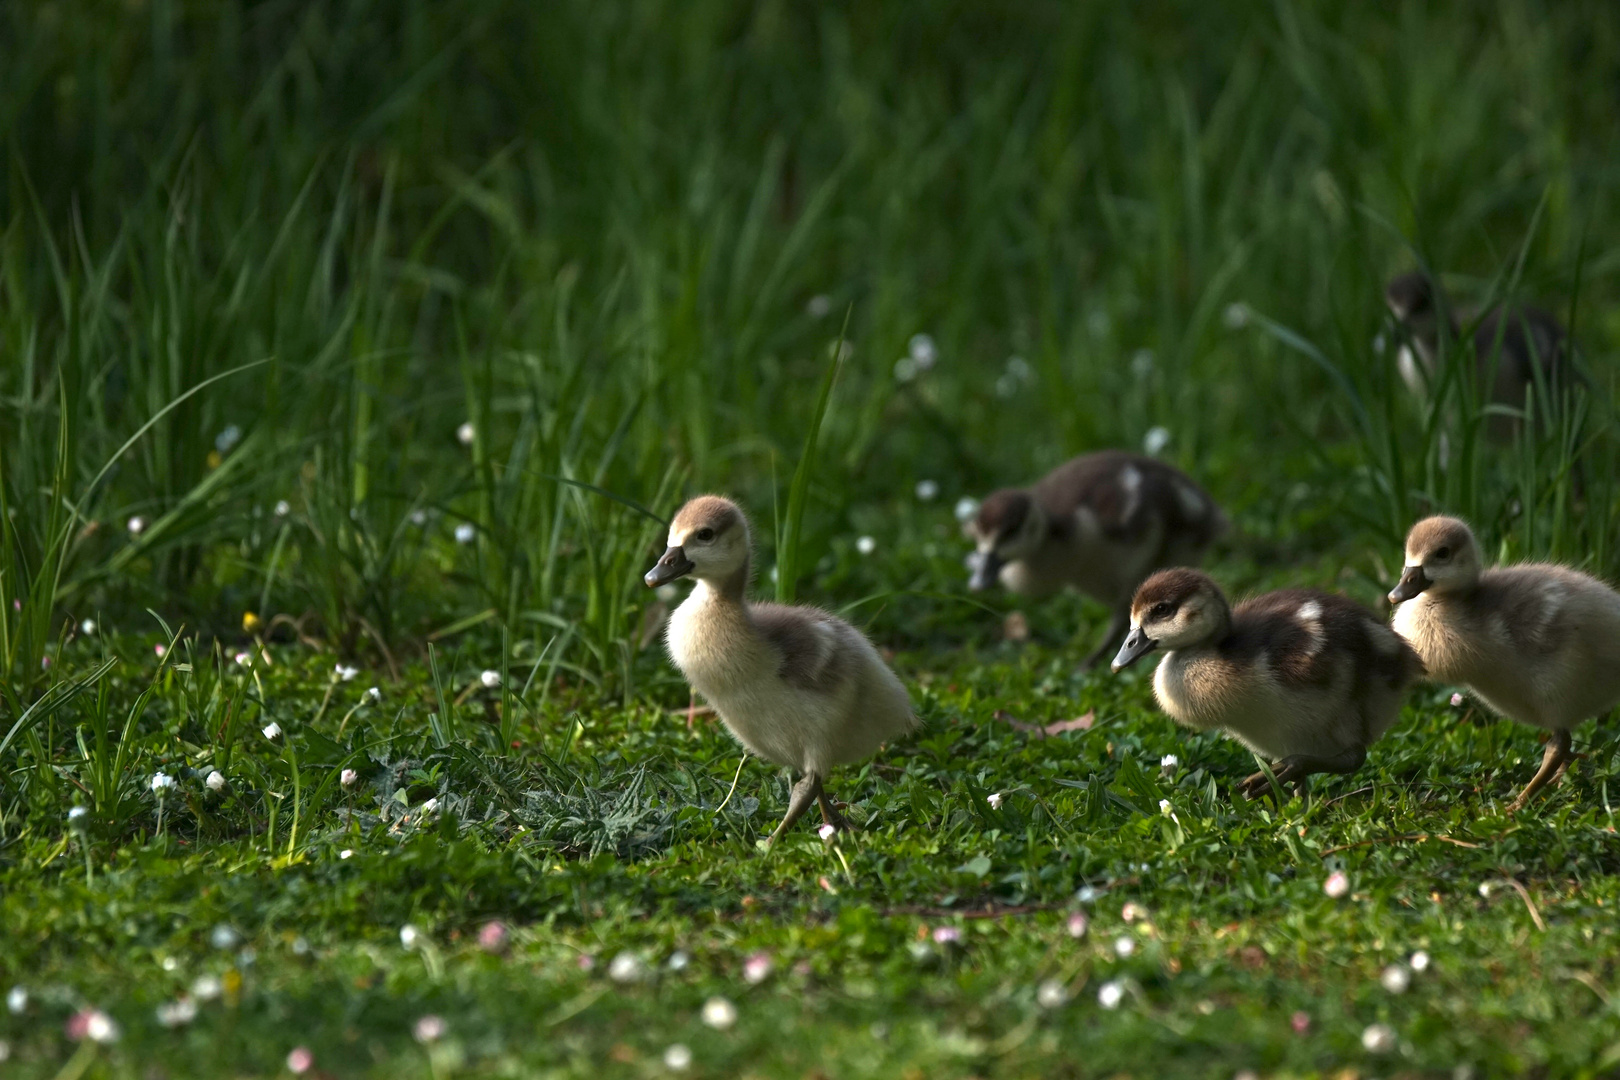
[646,495,917,846]
[1113,568,1422,799]
[1390,516,1620,812]
[964,451,1227,668]
[1384,270,1578,439]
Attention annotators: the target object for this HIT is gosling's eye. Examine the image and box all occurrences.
[694,527,715,543]
[1434,546,1451,560]
[1151,601,1174,620]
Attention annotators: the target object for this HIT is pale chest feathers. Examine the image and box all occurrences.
[1392,594,1486,683]
[665,588,772,694]
[1153,650,1243,730]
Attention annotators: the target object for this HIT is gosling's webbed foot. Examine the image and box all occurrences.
[1505,729,1575,815]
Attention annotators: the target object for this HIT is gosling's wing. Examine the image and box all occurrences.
[750,603,849,693]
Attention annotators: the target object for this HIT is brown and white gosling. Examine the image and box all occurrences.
[645,496,918,845]
[965,451,1227,668]
[1112,568,1422,799]
[1385,271,1576,436]
[1389,516,1620,812]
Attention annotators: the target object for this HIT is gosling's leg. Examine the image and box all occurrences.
[1505,729,1574,814]
[817,789,852,833]
[1238,747,1367,801]
[765,772,823,847]
[1080,606,1132,671]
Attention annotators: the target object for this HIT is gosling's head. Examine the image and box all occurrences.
[1385,271,1440,326]
[644,495,751,588]
[1111,568,1230,671]
[964,488,1047,591]
[1389,516,1482,603]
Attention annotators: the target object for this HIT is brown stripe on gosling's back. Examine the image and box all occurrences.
[1228,590,1422,689]
[1035,451,1224,545]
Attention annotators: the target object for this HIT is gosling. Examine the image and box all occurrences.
[1113,568,1422,799]
[1385,271,1575,437]
[1389,516,1620,812]
[965,451,1227,668]
[645,495,918,845]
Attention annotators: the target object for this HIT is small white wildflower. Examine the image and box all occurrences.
[1113,935,1136,958]
[454,523,476,544]
[274,500,291,517]
[986,792,1004,810]
[262,722,281,740]
[81,1009,119,1043]
[412,1015,445,1043]
[1410,950,1430,973]
[335,664,359,682]
[190,975,223,1001]
[1006,355,1032,381]
[932,926,962,945]
[364,686,381,703]
[1361,1022,1396,1053]
[80,619,97,636]
[205,770,225,792]
[1158,799,1172,816]
[608,952,646,984]
[701,997,738,1029]
[667,950,691,972]
[1478,882,1492,898]
[818,823,837,841]
[915,479,940,502]
[1450,692,1465,707]
[1121,902,1147,922]
[68,806,89,826]
[1223,302,1250,330]
[151,772,176,794]
[341,769,359,787]
[210,925,240,951]
[1143,426,1171,455]
[456,422,476,446]
[399,925,421,949]
[855,536,876,556]
[408,508,427,526]
[663,1043,693,1071]
[743,952,773,984]
[339,849,355,860]
[1159,754,1179,774]
[1066,911,1089,938]
[286,1046,314,1075]
[908,334,938,370]
[806,295,832,318]
[214,424,242,453]
[1323,870,1349,899]
[1097,980,1125,1009]
[480,669,501,689]
[6,987,25,1014]
[126,516,147,536]
[953,496,979,523]
[1380,964,1411,994]
[893,356,918,382]
[1036,979,1068,1009]
[234,651,253,667]
[1130,349,1155,379]
[419,797,439,814]
[1076,886,1099,904]
[155,998,197,1028]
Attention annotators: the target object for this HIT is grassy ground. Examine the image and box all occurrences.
[4,1,1620,1076]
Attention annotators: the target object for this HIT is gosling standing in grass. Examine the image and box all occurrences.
[1385,271,1576,437]
[1389,516,1620,812]
[1112,569,1422,798]
[965,451,1227,668]
[645,496,918,845]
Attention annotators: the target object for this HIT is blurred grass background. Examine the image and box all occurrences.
[3,0,1619,680]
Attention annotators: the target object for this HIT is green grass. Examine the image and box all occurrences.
[3,0,1620,1075]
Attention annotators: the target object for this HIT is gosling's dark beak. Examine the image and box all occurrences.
[644,546,694,588]
[1388,564,1431,605]
[1111,626,1158,672]
[968,550,1003,592]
